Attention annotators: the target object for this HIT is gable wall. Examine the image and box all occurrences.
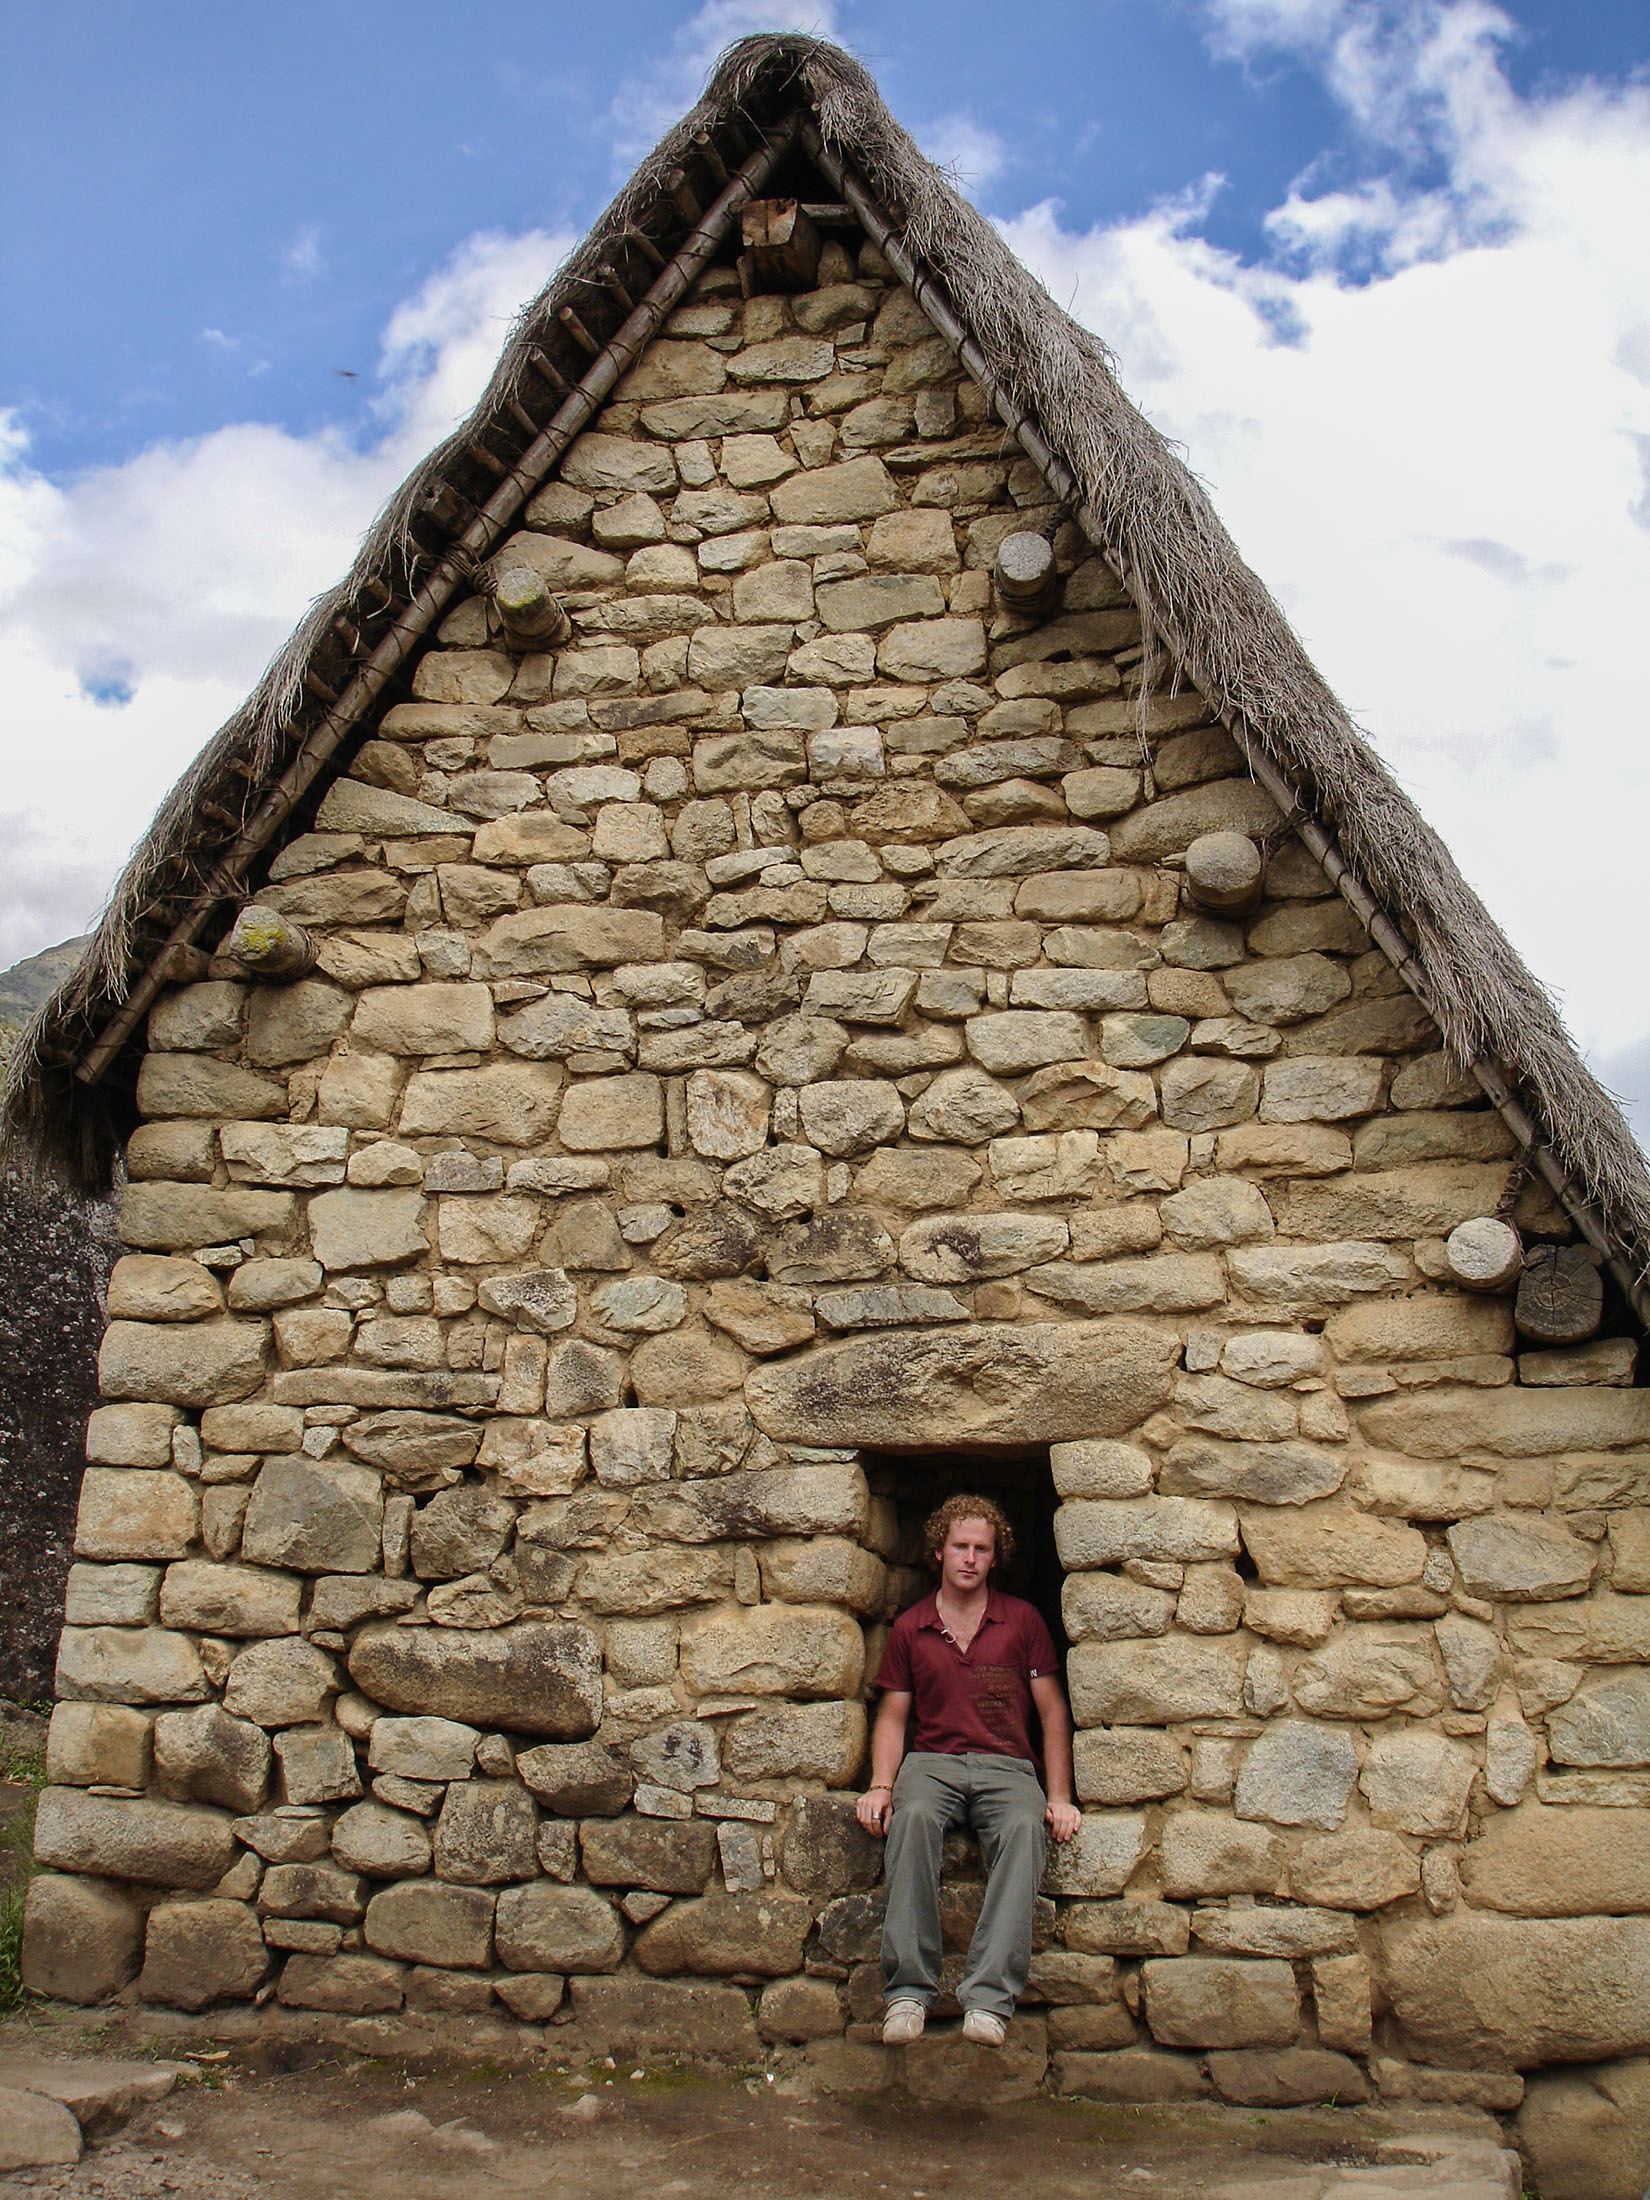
[26,241,1650,2089]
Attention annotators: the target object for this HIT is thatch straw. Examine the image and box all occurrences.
[6,33,1648,1302]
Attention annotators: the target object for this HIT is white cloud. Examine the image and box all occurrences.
[0,226,569,972]
[280,223,326,284]
[998,1,1650,1109]
[915,112,1010,194]
[608,0,845,160]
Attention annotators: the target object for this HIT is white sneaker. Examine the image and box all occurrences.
[881,2000,926,2045]
[961,2009,1007,2047]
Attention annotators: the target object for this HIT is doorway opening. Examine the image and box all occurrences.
[862,1447,1067,1663]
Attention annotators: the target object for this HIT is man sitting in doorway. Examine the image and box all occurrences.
[855,1494,1082,2048]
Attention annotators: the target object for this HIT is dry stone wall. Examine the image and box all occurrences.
[25,241,1650,2105]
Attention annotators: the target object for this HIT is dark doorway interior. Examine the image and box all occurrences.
[863,1447,1067,1663]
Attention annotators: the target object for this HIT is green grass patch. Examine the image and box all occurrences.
[0,1730,47,2010]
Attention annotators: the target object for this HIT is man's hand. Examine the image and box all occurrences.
[856,1787,894,1837]
[1045,1799,1082,1845]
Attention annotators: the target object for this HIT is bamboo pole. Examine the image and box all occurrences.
[75,113,799,1091]
[799,119,1650,1333]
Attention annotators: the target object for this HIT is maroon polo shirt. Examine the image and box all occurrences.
[874,1588,1059,1768]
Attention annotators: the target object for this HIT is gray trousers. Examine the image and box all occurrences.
[881,1750,1047,2020]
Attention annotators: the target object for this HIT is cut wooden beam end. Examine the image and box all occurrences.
[1445,1215,1524,1293]
[559,303,601,356]
[492,562,571,650]
[221,905,317,983]
[992,529,1059,615]
[739,198,822,293]
[1184,831,1264,914]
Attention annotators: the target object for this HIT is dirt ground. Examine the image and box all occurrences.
[0,2046,1523,2200]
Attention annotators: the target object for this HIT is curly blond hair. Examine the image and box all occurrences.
[923,1494,1015,1574]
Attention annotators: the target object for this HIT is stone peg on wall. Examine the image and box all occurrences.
[739,197,822,293]
[1515,1241,1605,1345]
[220,905,316,982]
[993,530,1060,616]
[491,562,571,652]
[1184,829,1264,914]
[1444,1214,1524,1293]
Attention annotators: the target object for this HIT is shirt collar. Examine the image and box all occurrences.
[917,1586,1004,1631]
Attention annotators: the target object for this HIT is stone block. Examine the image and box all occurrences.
[1446,1514,1594,1602]
[275,1724,362,1806]
[398,1060,566,1139]
[680,1604,864,1699]
[433,1779,539,1884]
[1051,2046,1210,2101]
[46,1702,151,1790]
[1062,1573,1175,1643]
[57,1619,207,1698]
[1382,1913,1650,2066]
[364,1881,495,1968]
[84,1403,183,1468]
[158,1559,301,1637]
[1073,1733,1188,1804]
[1460,1804,1650,1916]
[746,1320,1177,1448]
[223,1636,339,1727]
[1068,1639,1245,1725]
[722,1700,866,1786]
[492,1884,624,1975]
[33,1787,234,1889]
[1290,1828,1419,1909]
[330,1802,431,1879]
[557,1071,665,1151]
[241,1456,384,1574]
[635,1892,814,1977]
[1158,1811,1287,1898]
[782,1795,883,1894]
[98,1318,269,1408]
[1207,2047,1368,2106]
[139,1899,268,2011]
[152,1704,271,1813]
[277,1952,404,2012]
[1240,1504,1427,1588]
[349,1621,602,1739]
[0,2088,82,2171]
[1143,1956,1299,2048]
[1292,1625,1444,1719]
[368,1715,479,1782]
[515,1740,633,1817]
[73,1472,197,1564]
[1518,2055,1650,2200]
[307,1189,429,1270]
[1160,1436,1346,1508]
[580,1816,718,1894]
[1055,1496,1237,1569]
[106,1254,223,1323]
[1549,1672,1650,1767]
[1234,1721,1357,1829]
[567,1974,764,2062]
[20,1874,144,2003]
[1358,1729,1476,1836]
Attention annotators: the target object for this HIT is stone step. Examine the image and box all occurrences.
[0,2052,190,2149]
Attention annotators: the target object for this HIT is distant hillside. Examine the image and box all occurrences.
[0,936,89,1068]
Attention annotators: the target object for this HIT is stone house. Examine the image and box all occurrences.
[5,34,1650,2114]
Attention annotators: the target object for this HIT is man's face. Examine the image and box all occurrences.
[938,1515,996,1594]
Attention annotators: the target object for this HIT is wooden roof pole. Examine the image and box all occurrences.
[73,112,799,1093]
[802,119,1650,1332]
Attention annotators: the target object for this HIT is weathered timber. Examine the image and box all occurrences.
[1515,1242,1605,1344]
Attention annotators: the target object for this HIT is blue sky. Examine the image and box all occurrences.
[5,0,1641,475]
[3,0,1650,1130]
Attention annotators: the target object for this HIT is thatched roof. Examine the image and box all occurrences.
[6,33,1648,1317]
